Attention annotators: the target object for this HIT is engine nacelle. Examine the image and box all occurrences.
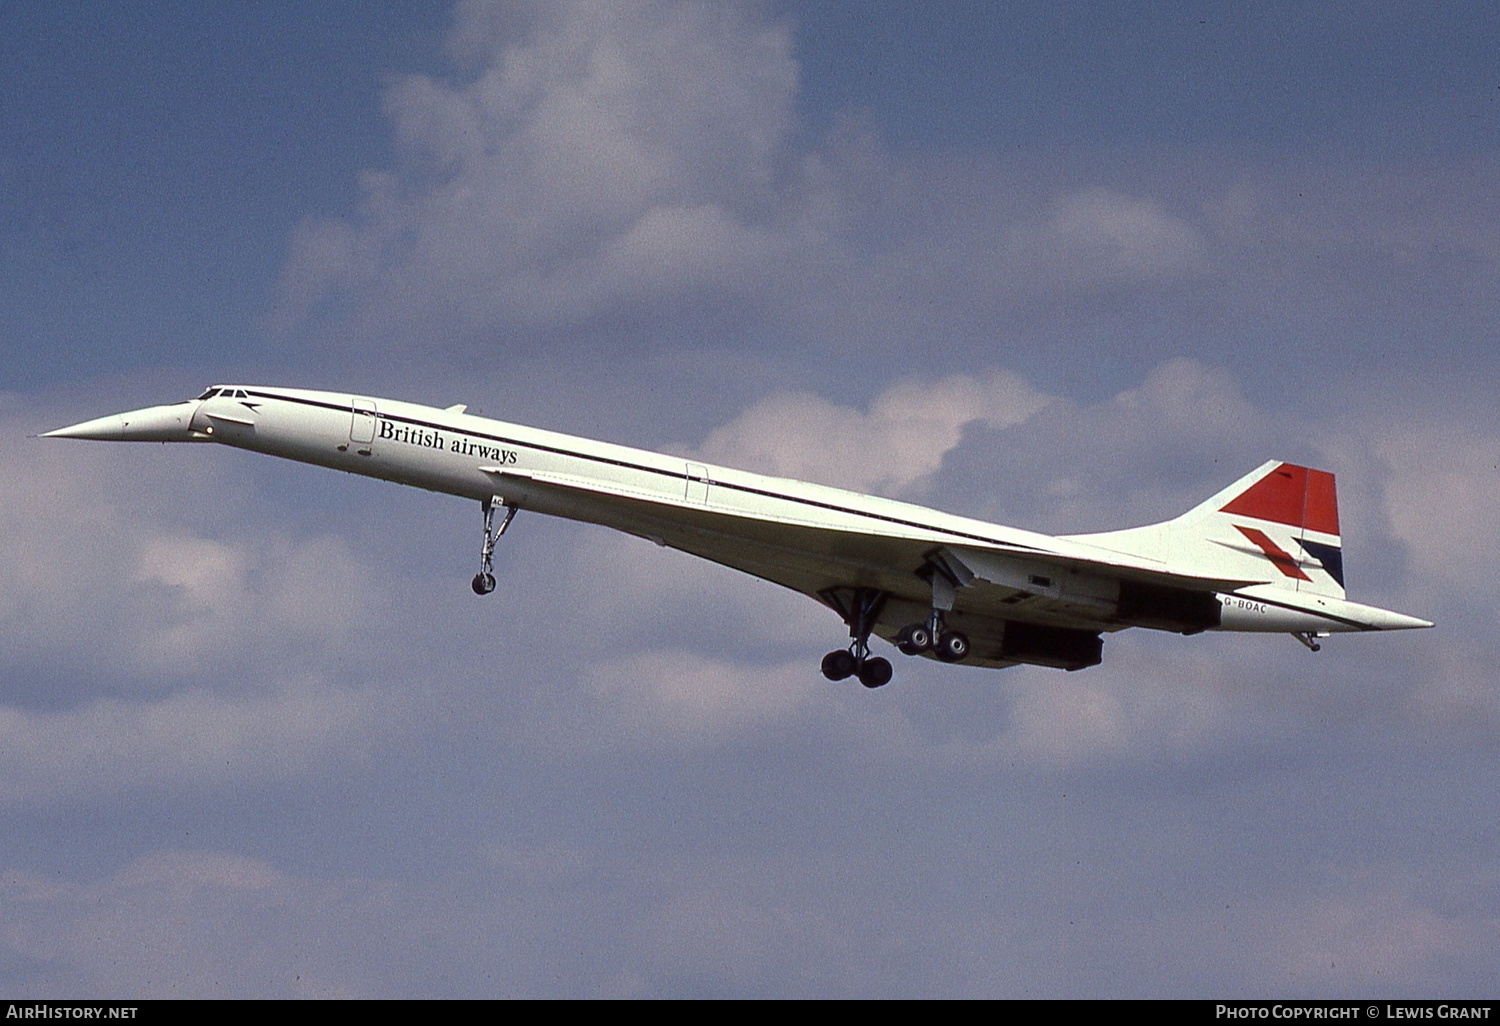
[998,621,1103,671]
[1116,580,1222,634]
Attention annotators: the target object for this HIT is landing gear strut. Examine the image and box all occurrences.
[818,587,894,688]
[895,554,970,663]
[472,495,517,595]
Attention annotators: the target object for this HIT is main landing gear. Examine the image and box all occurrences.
[818,587,894,688]
[471,495,517,595]
[817,571,975,689]
[895,620,971,663]
[891,554,971,664]
[821,648,894,689]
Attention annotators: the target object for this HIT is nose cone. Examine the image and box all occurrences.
[43,402,199,442]
[41,413,127,440]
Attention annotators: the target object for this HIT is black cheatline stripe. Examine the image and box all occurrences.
[244,391,1382,625]
[246,389,1049,554]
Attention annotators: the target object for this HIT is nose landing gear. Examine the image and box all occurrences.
[472,496,517,595]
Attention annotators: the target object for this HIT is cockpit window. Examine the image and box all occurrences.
[196,388,220,400]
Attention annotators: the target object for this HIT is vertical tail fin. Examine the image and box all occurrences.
[1212,461,1343,595]
[1068,462,1347,598]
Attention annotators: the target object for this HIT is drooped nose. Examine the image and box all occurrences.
[42,402,200,442]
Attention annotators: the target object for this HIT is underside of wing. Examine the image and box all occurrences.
[488,467,1255,671]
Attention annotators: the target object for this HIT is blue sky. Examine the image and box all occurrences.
[2,1,1497,997]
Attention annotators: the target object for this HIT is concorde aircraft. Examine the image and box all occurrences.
[44,386,1431,688]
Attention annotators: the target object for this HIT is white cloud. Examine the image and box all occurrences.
[273,0,811,338]
[2,373,1492,998]
[502,359,1486,766]
[0,851,395,997]
[988,640,1268,769]
[567,528,824,655]
[924,356,1283,535]
[520,369,1058,751]
[0,423,385,680]
[264,0,1500,383]
[1006,186,1208,286]
[1379,425,1500,595]
[695,369,1050,494]
[14,358,1477,793]
[1067,863,1500,997]
[0,408,417,800]
[12,2,1500,999]
[1112,356,1265,437]
[0,682,379,803]
[583,649,811,746]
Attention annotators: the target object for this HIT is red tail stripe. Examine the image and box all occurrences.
[1304,468,1339,535]
[1220,463,1340,536]
[1235,525,1313,581]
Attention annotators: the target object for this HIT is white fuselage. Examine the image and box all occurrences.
[43,385,1433,674]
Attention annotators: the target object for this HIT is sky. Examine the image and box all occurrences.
[1,0,1497,998]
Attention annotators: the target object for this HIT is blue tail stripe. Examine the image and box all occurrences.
[1297,538,1345,588]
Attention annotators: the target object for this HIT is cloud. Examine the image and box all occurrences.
[1053,862,1500,998]
[272,0,811,341]
[12,354,1480,799]
[0,406,418,801]
[928,356,1280,532]
[478,357,1487,769]
[583,649,811,746]
[3,370,1491,997]
[0,424,385,685]
[694,369,1050,494]
[12,2,1500,999]
[0,851,396,997]
[1005,187,1209,287]
[268,3,1240,364]
[265,0,1500,404]
[1247,884,1466,992]
[1205,867,1500,996]
[1379,425,1500,596]
[566,528,823,656]
[0,683,379,804]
